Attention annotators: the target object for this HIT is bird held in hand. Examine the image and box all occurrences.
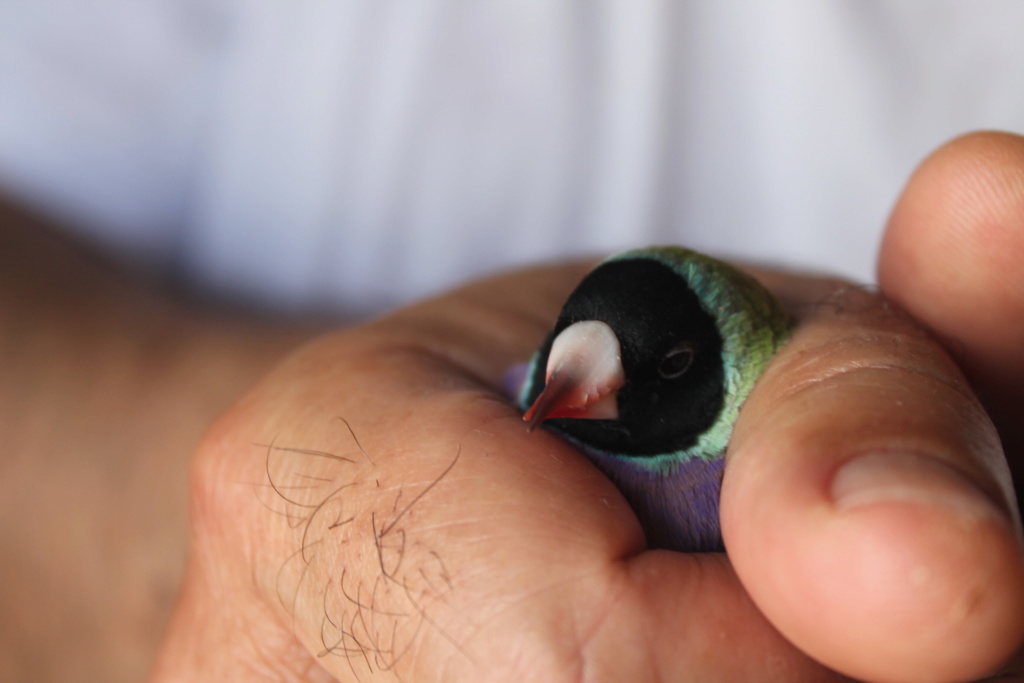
[517,246,791,553]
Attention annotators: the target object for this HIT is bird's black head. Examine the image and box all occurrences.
[525,258,725,456]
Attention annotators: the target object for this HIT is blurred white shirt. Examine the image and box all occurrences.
[2,1,1023,316]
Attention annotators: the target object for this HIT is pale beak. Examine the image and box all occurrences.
[523,320,625,430]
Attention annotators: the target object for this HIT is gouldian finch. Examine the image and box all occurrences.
[518,246,791,552]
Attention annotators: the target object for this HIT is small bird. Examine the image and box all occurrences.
[517,246,791,552]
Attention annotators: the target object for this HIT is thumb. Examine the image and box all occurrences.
[722,275,1024,683]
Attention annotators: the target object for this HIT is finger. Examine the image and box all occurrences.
[721,281,1024,683]
[879,130,1024,480]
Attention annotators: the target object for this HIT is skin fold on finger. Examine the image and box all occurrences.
[879,130,1024,498]
[153,262,855,682]
[722,281,1024,683]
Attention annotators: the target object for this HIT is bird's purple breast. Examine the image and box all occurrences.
[585,449,725,553]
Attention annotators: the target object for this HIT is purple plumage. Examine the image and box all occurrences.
[584,449,725,553]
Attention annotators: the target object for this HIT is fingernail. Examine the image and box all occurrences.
[832,452,1004,522]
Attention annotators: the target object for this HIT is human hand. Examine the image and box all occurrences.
[150,134,1024,682]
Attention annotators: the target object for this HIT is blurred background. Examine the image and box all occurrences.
[3,1,1023,319]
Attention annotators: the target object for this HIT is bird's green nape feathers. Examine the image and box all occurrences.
[599,246,791,474]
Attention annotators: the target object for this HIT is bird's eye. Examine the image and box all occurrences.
[658,342,695,379]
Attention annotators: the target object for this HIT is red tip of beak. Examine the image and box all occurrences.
[522,320,625,430]
[523,370,580,430]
